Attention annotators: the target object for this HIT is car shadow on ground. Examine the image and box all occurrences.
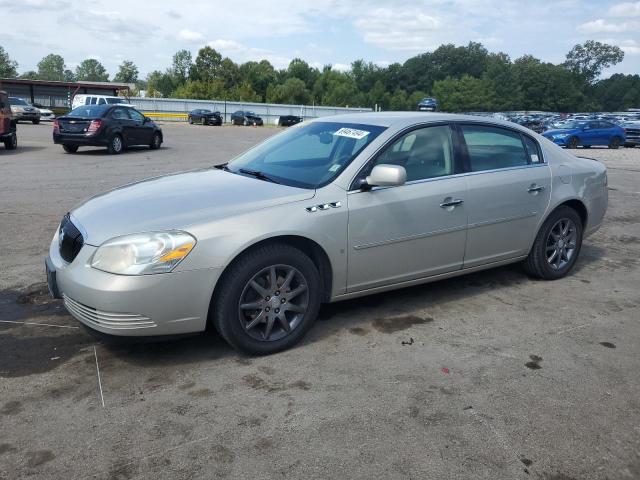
[64,146,170,156]
[1,146,47,156]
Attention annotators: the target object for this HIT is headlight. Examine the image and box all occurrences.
[90,231,196,275]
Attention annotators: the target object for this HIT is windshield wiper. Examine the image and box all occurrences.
[238,168,281,184]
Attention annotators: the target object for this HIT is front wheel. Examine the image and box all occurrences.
[4,133,17,150]
[212,244,322,355]
[32,119,40,125]
[523,206,583,280]
[566,136,579,149]
[149,132,162,150]
[62,144,78,153]
[188,117,193,124]
[107,134,124,154]
[608,137,621,149]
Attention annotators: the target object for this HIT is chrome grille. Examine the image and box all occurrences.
[63,295,156,330]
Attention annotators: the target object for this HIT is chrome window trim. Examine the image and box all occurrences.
[347,120,547,192]
[347,163,549,195]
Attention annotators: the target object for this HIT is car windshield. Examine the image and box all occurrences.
[201,109,211,113]
[106,98,127,104]
[10,97,29,106]
[67,105,110,118]
[246,111,257,116]
[227,121,387,189]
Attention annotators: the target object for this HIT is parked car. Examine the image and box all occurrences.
[34,103,55,121]
[188,109,223,126]
[0,91,17,150]
[71,94,134,110]
[621,121,640,147]
[417,97,438,111]
[278,115,303,127]
[9,97,41,124]
[542,120,626,149]
[46,113,607,355]
[231,111,263,126]
[53,104,163,154]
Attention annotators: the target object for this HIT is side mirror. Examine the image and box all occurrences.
[365,164,407,188]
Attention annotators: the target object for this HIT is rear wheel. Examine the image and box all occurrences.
[566,136,579,149]
[107,134,124,154]
[32,119,40,125]
[608,137,621,149]
[188,116,193,124]
[4,133,17,150]
[201,117,206,125]
[523,206,583,280]
[212,243,321,355]
[624,143,635,148]
[149,132,162,150]
[62,144,78,153]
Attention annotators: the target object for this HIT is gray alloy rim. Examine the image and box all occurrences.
[153,133,161,148]
[546,218,578,270]
[113,136,122,152]
[238,264,309,342]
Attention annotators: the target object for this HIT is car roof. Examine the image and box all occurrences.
[310,111,530,131]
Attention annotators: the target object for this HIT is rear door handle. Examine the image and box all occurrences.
[440,198,464,208]
[528,185,545,193]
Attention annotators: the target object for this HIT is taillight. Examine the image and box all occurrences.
[86,119,102,136]
[53,119,59,134]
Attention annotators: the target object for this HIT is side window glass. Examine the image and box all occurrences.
[523,136,542,164]
[98,98,106,105]
[373,125,454,182]
[111,108,128,120]
[90,97,97,105]
[461,125,528,172]
[128,109,144,122]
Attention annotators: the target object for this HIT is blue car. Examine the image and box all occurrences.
[417,97,438,112]
[542,120,626,149]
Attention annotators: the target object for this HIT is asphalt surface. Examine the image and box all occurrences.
[1,122,640,480]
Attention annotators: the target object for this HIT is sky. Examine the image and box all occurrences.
[1,0,639,78]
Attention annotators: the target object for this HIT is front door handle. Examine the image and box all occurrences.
[528,185,546,193]
[440,198,464,208]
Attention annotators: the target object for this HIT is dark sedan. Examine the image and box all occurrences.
[188,109,223,126]
[230,110,263,126]
[53,105,163,154]
[622,121,640,147]
[278,115,303,127]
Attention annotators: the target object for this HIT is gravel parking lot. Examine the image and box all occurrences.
[1,122,640,480]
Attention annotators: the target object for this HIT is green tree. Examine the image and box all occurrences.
[75,58,109,81]
[64,69,75,82]
[146,70,175,97]
[432,75,496,112]
[37,54,65,81]
[286,58,319,90]
[0,46,18,78]
[191,46,222,83]
[238,60,276,101]
[266,77,311,104]
[113,60,138,83]
[20,70,38,80]
[170,49,192,85]
[313,67,359,107]
[564,41,624,84]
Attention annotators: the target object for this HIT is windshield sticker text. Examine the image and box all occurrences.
[334,128,370,140]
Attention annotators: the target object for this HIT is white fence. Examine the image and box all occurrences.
[127,97,371,124]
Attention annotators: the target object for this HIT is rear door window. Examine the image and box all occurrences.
[461,124,529,172]
[522,135,542,164]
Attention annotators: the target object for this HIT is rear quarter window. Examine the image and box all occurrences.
[461,124,529,172]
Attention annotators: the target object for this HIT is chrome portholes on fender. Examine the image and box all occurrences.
[306,201,341,213]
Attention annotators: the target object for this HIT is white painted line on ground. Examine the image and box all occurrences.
[93,345,105,408]
[0,319,79,329]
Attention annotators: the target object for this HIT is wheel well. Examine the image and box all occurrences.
[557,199,588,227]
[212,235,334,305]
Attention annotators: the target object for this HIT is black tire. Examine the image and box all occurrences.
[608,137,621,149]
[523,206,583,280]
[107,134,124,154]
[624,143,635,148]
[211,243,322,355]
[4,133,17,150]
[62,144,78,153]
[149,132,162,150]
[32,119,40,125]
[188,116,193,124]
[582,145,591,149]
[201,117,206,125]
[566,136,579,149]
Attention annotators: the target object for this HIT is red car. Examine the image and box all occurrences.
[0,91,17,150]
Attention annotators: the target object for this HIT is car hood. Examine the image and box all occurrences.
[72,169,315,246]
[543,128,577,136]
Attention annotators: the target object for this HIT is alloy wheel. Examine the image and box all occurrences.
[238,264,309,342]
[113,136,122,152]
[546,218,577,270]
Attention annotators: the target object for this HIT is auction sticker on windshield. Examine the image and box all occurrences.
[334,127,370,140]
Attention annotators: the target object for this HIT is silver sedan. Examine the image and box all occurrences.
[46,113,608,354]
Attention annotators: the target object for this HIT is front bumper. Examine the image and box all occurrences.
[14,112,40,121]
[47,233,222,336]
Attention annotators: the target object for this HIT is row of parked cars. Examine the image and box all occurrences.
[6,96,55,124]
[501,112,640,149]
[188,109,303,127]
